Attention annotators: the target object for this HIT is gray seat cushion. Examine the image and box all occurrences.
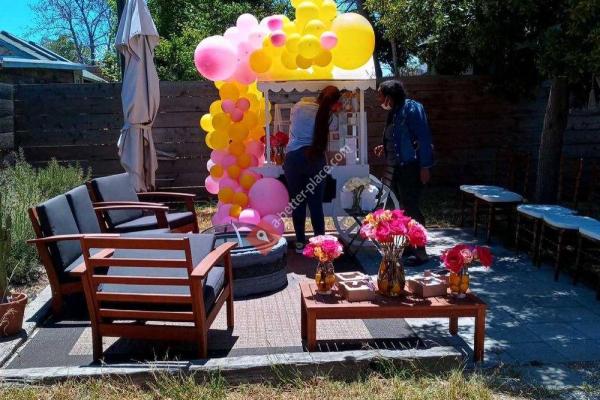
[90,173,142,227]
[113,211,195,233]
[36,194,82,281]
[66,185,101,234]
[94,234,222,312]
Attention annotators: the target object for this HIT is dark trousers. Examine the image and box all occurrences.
[391,162,425,226]
[284,148,326,243]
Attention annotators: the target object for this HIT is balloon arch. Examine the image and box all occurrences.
[194,0,376,231]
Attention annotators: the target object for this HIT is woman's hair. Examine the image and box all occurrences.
[379,80,407,107]
[310,86,341,158]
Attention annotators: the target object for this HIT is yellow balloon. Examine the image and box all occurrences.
[285,33,301,53]
[232,191,249,208]
[210,164,224,179]
[296,54,313,69]
[242,110,259,129]
[320,0,337,21]
[200,114,213,132]
[228,141,246,157]
[303,19,326,36]
[219,83,239,100]
[313,50,332,67]
[331,13,375,70]
[281,50,298,70]
[229,123,249,142]
[212,112,232,131]
[249,126,266,140]
[206,131,229,150]
[283,21,296,35]
[214,81,225,89]
[229,204,242,218]
[244,93,260,110]
[298,34,321,59]
[236,153,252,169]
[209,100,222,115]
[227,165,241,180]
[218,187,234,204]
[249,50,273,74]
[240,172,258,190]
[296,2,319,22]
[234,82,248,95]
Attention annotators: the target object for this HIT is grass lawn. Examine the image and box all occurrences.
[0,367,579,400]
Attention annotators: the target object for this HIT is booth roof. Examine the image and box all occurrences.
[257,58,376,93]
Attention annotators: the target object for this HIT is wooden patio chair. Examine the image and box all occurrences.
[574,225,600,300]
[72,235,236,361]
[87,173,199,234]
[515,157,583,263]
[28,185,170,316]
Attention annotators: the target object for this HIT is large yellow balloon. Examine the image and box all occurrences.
[206,131,229,150]
[281,50,298,70]
[218,187,235,204]
[296,54,312,69]
[212,112,232,131]
[219,83,239,100]
[313,50,333,67]
[331,13,375,70]
[298,34,321,59]
[200,114,213,132]
[229,123,249,142]
[285,33,301,53]
[249,49,273,74]
[296,2,319,22]
[320,0,337,21]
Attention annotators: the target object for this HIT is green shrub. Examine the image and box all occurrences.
[0,151,90,285]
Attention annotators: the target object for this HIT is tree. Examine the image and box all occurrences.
[40,35,88,62]
[366,0,600,201]
[29,0,113,64]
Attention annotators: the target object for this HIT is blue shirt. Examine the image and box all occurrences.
[287,99,318,152]
[383,99,434,168]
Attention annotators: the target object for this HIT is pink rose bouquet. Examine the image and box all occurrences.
[441,244,493,273]
[360,209,427,247]
[303,235,343,263]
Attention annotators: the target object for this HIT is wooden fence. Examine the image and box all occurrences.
[11,77,600,197]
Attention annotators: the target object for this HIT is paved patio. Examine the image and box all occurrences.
[4,228,600,371]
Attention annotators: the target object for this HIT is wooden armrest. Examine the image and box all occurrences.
[93,201,164,207]
[70,262,87,275]
[93,204,169,212]
[191,242,237,279]
[27,234,84,245]
[138,192,196,199]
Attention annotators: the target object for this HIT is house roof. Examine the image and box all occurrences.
[0,31,106,82]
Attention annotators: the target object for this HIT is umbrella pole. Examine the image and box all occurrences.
[117,0,126,79]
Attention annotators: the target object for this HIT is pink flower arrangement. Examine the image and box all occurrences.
[303,235,343,263]
[360,209,427,247]
[270,131,289,147]
[441,244,493,274]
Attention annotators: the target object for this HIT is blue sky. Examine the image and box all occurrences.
[0,0,42,41]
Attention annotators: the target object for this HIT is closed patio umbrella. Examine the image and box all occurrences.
[116,0,160,191]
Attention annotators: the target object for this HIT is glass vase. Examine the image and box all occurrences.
[449,267,470,298]
[377,250,405,297]
[315,261,336,295]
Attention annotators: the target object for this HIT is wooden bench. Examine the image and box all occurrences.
[300,282,487,362]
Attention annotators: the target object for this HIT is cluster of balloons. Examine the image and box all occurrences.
[194,0,376,230]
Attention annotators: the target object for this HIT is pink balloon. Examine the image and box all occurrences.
[266,16,284,32]
[270,31,286,47]
[212,204,237,225]
[211,150,226,164]
[249,154,259,167]
[239,208,261,225]
[262,214,285,235]
[236,98,251,112]
[194,36,237,81]
[320,31,338,50]
[205,176,220,195]
[230,108,244,123]
[231,62,257,85]
[248,28,267,49]
[237,41,254,62]
[249,178,289,216]
[224,27,243,45]
[221,99,236,113]
[219,178,241,193]
[221,155,237,168]
[257,155,266,165]
[246,140,265,158]
[237,14,259,32]
[206,159,216,171]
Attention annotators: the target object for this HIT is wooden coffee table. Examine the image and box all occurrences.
[300,282,487,362]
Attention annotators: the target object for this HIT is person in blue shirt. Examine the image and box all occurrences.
[374,80,434,264]
[284,86,341,253]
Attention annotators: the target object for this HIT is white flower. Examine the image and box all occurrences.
[343,177,371,193]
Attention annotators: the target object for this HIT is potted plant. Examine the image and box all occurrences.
[0,194,27,337]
